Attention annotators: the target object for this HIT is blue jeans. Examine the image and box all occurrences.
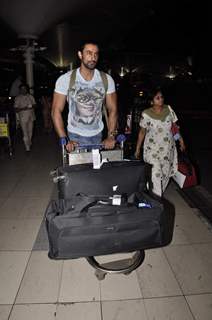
[68,132,102,148]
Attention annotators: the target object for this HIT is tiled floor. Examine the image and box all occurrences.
[0,132,212,319]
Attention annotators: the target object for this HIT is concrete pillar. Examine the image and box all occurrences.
[23,45,34,93]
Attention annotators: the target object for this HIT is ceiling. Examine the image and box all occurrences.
[0,0,152,60]
[0,0,211,72]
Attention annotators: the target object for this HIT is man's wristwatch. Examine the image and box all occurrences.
[108,130,117,139]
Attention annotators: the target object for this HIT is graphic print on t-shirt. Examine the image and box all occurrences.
[70,80,105,131]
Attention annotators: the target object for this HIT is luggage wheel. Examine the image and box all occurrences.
[86,250,145,280]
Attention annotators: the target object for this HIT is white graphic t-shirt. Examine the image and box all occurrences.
[55,68,116,137]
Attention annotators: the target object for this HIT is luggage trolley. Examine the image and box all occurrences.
[0,112,13,157]
[47,138,173,281]
[58,138,145,280]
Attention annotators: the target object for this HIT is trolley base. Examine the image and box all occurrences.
[86,250,145,280]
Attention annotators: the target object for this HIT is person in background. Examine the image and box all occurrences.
[9,75,23,129]
[14,84,36,152]
[41,93,53,133]
[9,75,23,98]
[135,87,185,197]
[51,41,118,151]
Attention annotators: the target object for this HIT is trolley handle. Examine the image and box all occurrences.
[63,134,126,150]
[61,134,126,165]
[75,143,104,150]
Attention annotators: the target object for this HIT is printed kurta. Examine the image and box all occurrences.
[139,105,178,196]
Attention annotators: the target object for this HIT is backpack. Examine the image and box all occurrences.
[68,69,109,127]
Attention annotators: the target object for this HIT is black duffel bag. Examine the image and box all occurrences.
[54,161,152,199]
[45,192,169,259]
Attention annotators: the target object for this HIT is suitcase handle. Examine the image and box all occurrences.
[72,194,112,216]
[67,194,129,217]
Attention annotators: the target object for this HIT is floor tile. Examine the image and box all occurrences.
[0,197,6,208]
[24,168,53,178]
[0,167,25,181]
[16,251,63,303]
[144,296,194,320]
[59,258,100,302]
[56,302,101,320]
[186,294,212,320]
[164,243,212,294]
[0,179,17,197]
[0,305,12,320]
[102,299,148,320]
[11,180,53,198]
[93,253,142,301]
[164,186,194,215]
[32,217,49,251]
[9,304,57,320]
[0,196,49,219]
[96,252,133,262]
[0,219,42,250]
[136,249,182,298]
[0,251,30,304]
[171,213,212,245]
[1,130,212,319]
[100,271,142,301]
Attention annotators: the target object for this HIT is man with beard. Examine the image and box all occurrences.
[52,41,118,151]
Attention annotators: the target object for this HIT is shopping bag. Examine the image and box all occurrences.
[173,152,197,188]
[178,160,197,188]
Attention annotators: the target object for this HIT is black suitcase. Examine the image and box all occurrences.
[54,161,152,199]
[46,192,167,259]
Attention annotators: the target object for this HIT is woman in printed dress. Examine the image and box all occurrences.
[135,87,185,197]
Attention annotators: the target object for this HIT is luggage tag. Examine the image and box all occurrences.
[110,186,128,206]
[92,149,108,169]
[111,194,122,206]
[110,185,121,206]
[110,194,129,206]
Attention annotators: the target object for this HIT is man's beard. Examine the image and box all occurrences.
[83,60,97,70]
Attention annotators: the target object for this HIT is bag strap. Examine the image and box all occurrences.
[69,69,108,92]
[99,71,109,129]
[167,105,174,121]
[66,194,109,216]
[74,195,98,214]
[167,104,179,123]
[69,69,77,90]
[99,71,108,93]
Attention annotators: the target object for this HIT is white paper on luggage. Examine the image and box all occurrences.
[172,170,186,188]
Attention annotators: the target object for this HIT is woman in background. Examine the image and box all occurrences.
[135,87,185,197]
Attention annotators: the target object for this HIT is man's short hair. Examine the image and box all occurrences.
[79,41,99,52]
